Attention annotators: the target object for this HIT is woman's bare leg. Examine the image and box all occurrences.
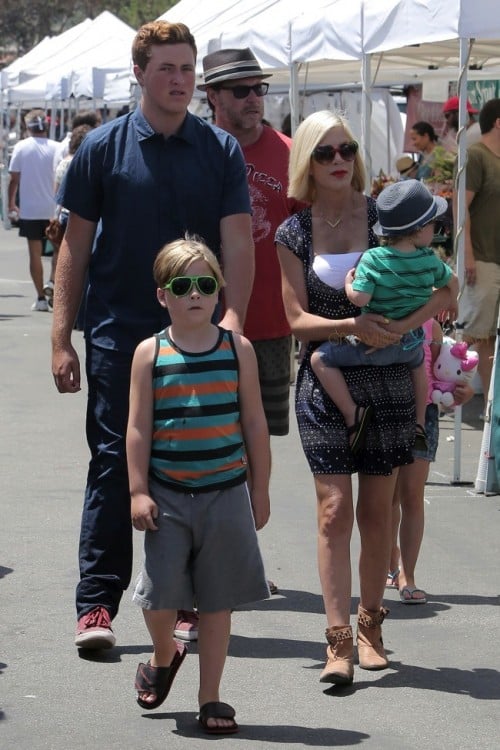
[314,474,354,625]
[357,472,398,611]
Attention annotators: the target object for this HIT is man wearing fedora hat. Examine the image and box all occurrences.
[199,46,301,601]
[200,48,301,440]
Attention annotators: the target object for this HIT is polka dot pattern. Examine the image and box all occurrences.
[275,201,415,476]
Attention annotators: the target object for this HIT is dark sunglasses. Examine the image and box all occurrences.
[219,82,269,99]
[311,141,359,164]
[164,275,219,297]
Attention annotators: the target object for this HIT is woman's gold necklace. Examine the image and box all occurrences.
[319,212,342,230]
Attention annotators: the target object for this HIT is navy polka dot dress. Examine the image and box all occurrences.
[276,200,415,476]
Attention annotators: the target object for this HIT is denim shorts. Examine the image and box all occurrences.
[317,329,424,370]
[414,403,439,462]
[133,480,269,613]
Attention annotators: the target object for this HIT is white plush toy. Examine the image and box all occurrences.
[431,336,479,408]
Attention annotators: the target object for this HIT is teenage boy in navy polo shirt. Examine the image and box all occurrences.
[51,20,254,650]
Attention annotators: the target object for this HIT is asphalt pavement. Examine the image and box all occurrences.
[1,224,499,750]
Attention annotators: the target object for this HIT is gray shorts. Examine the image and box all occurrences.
[133,479,269,613]
[252,336,291,436]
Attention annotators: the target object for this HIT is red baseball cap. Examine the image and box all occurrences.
[443,95,478,114]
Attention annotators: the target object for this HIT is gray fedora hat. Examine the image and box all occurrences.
[197,47,271,91]
[374,179,448,236]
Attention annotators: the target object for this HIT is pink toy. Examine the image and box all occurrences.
[431,336,479,408]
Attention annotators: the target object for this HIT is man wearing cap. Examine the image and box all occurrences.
[455,97,500,408]
[8,109,59,311]
[51,21,254,651]
[441,95,480,152]
[200,48,301,441]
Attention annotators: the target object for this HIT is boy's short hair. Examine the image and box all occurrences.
[132,21,197,71]
[153,235,226,289]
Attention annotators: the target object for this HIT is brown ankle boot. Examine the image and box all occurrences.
[319,625,354,684]
[357,606,389,670]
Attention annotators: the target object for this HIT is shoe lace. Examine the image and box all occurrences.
[83,607,111,628]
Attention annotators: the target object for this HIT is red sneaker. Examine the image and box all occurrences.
[174,610,199,641]
[75,606,116,649]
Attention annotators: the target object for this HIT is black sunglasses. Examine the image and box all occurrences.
[218,82,269,99]
[164,276,219,297]
[311,141,359,164]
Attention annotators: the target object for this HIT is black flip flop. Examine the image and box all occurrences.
[198,701,239,735]
[135,641,187,710]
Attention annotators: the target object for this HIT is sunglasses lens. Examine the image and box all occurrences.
[339,142,358,161]
[312,145,334,164]
[166,276,218,296]
[170,277,192,296]
[312,142,358,164]
[197,276,218,295]
[230,83,268,99]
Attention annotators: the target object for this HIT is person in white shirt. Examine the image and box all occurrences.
[8,109,59,311]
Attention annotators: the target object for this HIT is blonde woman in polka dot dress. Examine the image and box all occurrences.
[275,110,454,686]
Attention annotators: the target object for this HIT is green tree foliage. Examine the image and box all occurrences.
[0,0,176,58]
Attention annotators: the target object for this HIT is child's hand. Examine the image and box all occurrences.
[437,304,458,324]
[250,488,270,531]
[131,493,159,531]
[345,267,356,285]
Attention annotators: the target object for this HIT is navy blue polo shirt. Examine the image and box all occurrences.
[59,108,251,353]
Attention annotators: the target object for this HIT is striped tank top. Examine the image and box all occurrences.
[149,326,247,492]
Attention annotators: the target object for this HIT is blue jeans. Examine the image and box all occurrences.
[317,329,424,370]
[77,343,134,619]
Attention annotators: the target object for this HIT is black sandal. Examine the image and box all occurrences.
[135,642,187,710]
[347,404,373,455]
[198,702,239,735]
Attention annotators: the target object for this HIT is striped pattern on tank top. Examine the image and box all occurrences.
[149,327,247,492]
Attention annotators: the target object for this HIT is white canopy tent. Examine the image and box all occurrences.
[4,12,135,106]
[0,19,93,91]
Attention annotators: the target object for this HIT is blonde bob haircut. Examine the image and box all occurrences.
[287,110,366,202]
[153,234,226,290]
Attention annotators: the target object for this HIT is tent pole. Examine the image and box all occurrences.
[451,37,473,485]
[289,62,299,135]
[361,53,372,181]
